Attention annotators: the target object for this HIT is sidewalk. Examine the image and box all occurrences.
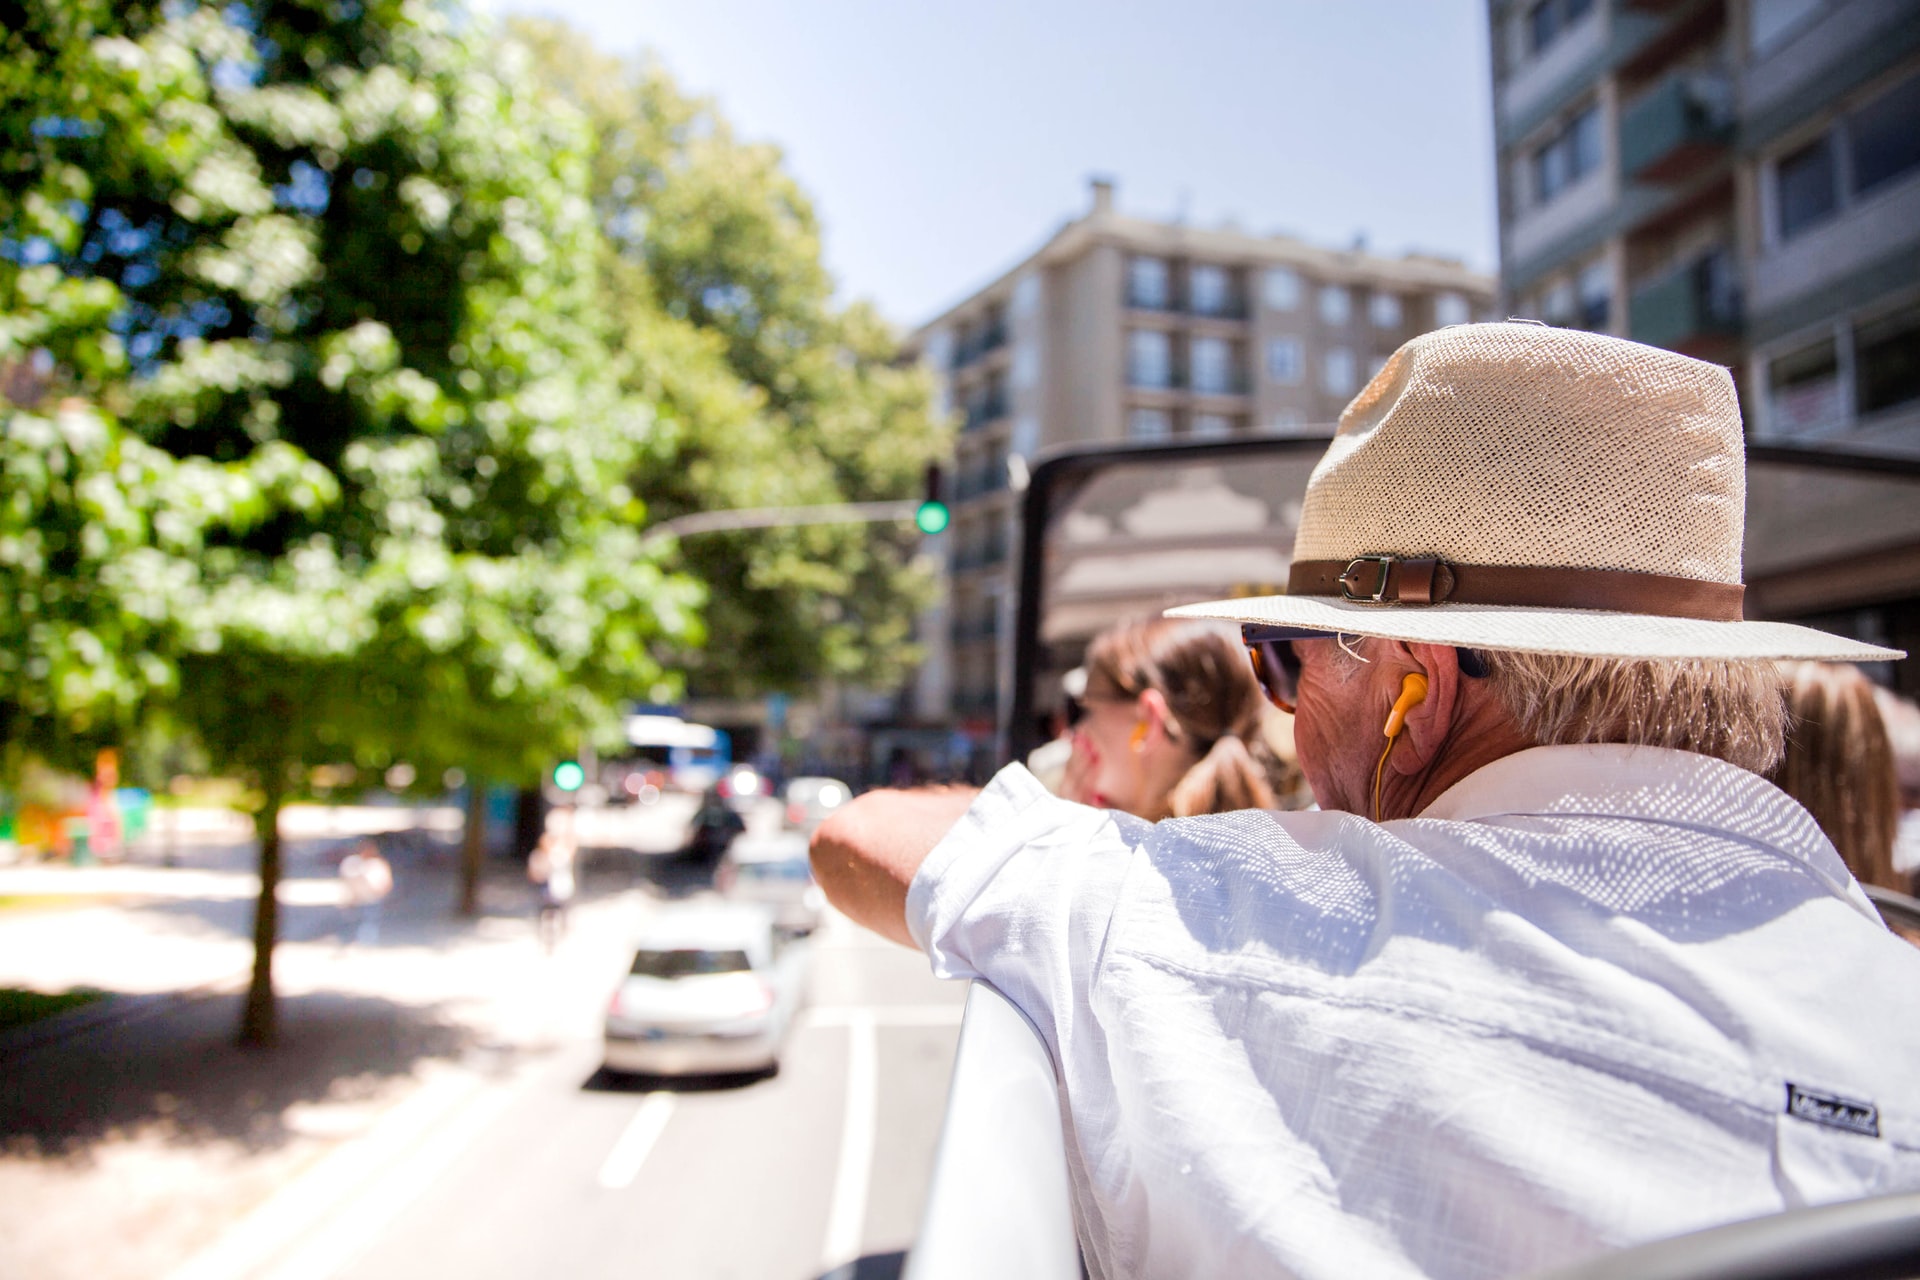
[0,818,677,1280]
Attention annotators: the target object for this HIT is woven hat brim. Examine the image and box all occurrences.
[1166,595,1904,663]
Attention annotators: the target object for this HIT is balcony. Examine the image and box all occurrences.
[961,393,1007,432]
[949,322,1008,371]
[1619,72,1732,183]
[1628,249,1742,351]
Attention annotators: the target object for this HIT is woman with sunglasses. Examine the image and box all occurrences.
[1064,617,1302,819]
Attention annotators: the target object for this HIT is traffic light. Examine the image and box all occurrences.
[552,760,585,792]
[915,463,950,535]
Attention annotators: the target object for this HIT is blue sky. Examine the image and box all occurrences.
[490,1,1498,327]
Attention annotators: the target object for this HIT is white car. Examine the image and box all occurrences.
[782,775,851,833]
[602,904,808,1077]
[715,833,826,935]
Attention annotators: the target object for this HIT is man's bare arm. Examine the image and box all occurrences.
[809,787,980,947]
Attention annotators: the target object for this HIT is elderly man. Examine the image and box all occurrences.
[811,324,1920,1280]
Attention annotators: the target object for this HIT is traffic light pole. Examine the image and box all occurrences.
[641,500,926,546]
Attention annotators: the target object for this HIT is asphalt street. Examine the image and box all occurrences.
[334,914,965,1280]
[0,795,970,1280]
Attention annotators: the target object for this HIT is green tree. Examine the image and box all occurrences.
[2,0,699,1044]
[512,19,950,701]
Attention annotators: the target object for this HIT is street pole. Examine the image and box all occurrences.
[641,500,923,546]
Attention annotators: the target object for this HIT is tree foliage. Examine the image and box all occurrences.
[3,0,700,784]
[2,0,701,1042]
[511,19,949,699]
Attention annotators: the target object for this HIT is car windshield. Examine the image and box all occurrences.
[739,860,811,883]
[629,948,753,978]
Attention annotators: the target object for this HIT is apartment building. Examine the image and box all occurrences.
[904,181,1495,749]
[1490,0,1920,447]
[1490,0,1920,680]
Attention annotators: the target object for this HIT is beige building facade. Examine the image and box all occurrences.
[905,181,1495,742]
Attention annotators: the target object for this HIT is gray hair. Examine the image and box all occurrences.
[1480,650,1786,776]
[1328,638,1787,775]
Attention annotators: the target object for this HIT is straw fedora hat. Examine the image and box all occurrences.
[1167,323,1901,662]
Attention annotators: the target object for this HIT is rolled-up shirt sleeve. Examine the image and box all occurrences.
[905,763,1144,1051]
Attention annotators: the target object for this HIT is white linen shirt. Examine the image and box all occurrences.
[906,745,1920,1280]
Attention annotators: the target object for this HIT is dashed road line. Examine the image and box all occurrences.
[820,1009,878,1275]
[596,1092,677,1191]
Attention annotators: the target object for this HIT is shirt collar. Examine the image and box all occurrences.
[1419,744,1879,921]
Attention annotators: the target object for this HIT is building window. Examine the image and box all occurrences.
[1771,73,1920,245]
[1749,0,1825,56]
[1369,292,1402,329]
[1191,336,1236,393]
[1266,337,1303,384]
[1543,279,1577,327]
[1527,0,1594,56]
[1576,260,1611,330]
[1434,292,1470,327]
[1848,72,1920,198]
[1129,256,1169,309]
[1324,348,1356,395]
[1532,104,1602,206]
[1128,408,1172,441]
[1127,329,1171,388]
[1192,413,1234,438]
[1776,134,1839,240]
[1270,407,1307,433]
[1855,305,1920,418]
[1766,338,1842,434]
[1264,267,1301,311]
[1190,264,1232,316]
[1319,286,1351,326]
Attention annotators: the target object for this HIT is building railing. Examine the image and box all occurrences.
[950,323,1008,371]
[1619,71,1733,182]
[963,394,1008,432]
[1628,248,1742,349]
[1124,295,1249,320]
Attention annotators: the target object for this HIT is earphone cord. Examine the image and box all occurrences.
[1371,732,1398,824]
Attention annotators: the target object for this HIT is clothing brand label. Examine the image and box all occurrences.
[1786,1083,1880,1138]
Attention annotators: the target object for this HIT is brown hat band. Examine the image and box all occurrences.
[1289,556,1746,622]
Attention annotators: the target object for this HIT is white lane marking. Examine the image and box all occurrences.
[802,1003,965,1028]
[821,1010,878,1273]
[596,1092,677,1190]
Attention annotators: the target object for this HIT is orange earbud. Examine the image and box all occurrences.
[1129,720,1148,751]
[1373,673,1430,823]
[1382,673,1430,739]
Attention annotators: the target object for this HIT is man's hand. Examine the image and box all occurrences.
[809,786,980,947]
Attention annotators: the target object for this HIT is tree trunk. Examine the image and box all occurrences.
[458,779,486,917]
[238,778,283,1048]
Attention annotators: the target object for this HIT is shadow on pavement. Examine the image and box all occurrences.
[577,1063,777,1094]
[0,989,485,1160]
[816,1251,908,1280]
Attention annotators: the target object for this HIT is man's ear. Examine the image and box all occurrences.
[1391,642,1461,772]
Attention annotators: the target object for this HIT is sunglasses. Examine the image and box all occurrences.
[1240,624,1488,715]
[1242,624,1308,714]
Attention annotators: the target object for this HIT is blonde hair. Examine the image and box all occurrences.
[1084,618,1299,819]
[1770,662,1901,891]
[1479,650,1788,777]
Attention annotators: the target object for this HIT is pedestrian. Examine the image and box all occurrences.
[809,324,1920,1280]
[1771,661,1903,893]
[528,827,576,951]
[1061,617,1305,818]
[338,838,393,945]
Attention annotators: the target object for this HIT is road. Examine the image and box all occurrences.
[332,912,964,1280]
[0,795,971,1280]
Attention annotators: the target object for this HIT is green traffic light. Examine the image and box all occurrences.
[914,501,950,535]
[552,760,586,791]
